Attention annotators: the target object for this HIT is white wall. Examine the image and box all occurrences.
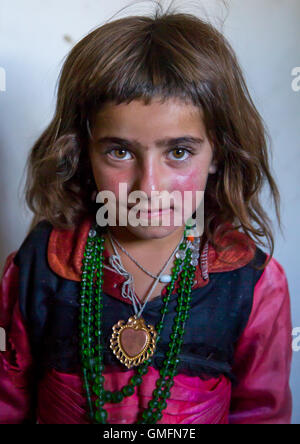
[0,0,299,423]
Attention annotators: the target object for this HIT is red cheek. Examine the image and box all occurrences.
[170,168,205,193]
[169,170,206,219]
[95,171,129,195]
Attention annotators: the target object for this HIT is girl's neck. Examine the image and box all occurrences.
[104,225,185,257]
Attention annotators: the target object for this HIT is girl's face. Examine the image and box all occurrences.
[88,97,216,240]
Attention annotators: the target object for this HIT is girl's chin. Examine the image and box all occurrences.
[118,224,184,240]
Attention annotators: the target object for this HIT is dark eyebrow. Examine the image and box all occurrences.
[95,136,204,148]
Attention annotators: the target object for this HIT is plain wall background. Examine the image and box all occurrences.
[0,0,299,423]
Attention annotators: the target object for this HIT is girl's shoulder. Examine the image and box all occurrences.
[13,217,93,282]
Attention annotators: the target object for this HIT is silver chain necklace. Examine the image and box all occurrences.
[105,231,188,318]
[102,230,209,318]
[108,231,181,282]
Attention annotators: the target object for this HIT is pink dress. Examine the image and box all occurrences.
[0,218,292,424]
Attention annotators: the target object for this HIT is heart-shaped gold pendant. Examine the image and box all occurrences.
[110,316,157,368]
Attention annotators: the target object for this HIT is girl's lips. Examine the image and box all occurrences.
[127,206,174,213]
[138,208,174,218]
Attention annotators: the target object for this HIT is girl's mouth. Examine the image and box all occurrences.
[138,207,174,218]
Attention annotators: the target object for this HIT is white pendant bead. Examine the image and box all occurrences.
[159,275,172,283]
[88,228,97,238]
[175,251,186,260]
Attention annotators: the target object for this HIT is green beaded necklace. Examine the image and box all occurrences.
[79,224,197,424]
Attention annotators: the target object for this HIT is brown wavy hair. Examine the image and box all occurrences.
[24,5,281,269]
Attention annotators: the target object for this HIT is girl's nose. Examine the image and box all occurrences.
[132,156,166,199]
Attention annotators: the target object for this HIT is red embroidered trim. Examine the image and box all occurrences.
[48,217,257,291]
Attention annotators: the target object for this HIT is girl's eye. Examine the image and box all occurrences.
[105,147,193,161]
[168,148,192,161]
[106,148,132,160]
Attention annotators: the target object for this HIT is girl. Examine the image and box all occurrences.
[0,7,292,424]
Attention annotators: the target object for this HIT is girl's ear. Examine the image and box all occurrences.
[208,137,218,174]
[208,162,217,174]
[91,189,98,202]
